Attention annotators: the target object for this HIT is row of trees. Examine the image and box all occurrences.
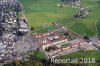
[3,60,88,66]
[3,48,89,66]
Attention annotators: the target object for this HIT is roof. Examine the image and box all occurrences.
[33,29,67,46]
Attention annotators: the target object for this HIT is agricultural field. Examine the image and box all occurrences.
[20,0,77,28]
[21,0,100,37]
[61,0,100,36]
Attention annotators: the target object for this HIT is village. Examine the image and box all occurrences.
[0,0,100,66]
[0,0,30,64]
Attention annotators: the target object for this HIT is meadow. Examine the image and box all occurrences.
[97,19,100,38]
[58,50,100,66]
[21,0,100,37]
[20,0,76,28]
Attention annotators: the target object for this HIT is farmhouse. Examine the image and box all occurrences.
[74,8,90,18]
[60,0,81,7]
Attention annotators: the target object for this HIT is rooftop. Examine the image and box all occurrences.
[33,28,67,46]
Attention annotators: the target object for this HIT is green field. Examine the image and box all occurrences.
[60,0,100,36]
[34,49,46,60]
[20,0,77,28]
[21,0,100,37]
[97,19,100,38]
[57,50,100,66]
[59,50,100,59]
[70,23,94,36]
[33,24,57,34]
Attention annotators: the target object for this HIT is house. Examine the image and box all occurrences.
[33,28,89,58]
[33,29,68,51]
[18,18,28,33]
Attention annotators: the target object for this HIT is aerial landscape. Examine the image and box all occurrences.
[0,0,100,66]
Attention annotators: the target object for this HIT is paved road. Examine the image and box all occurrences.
[95,19,99,37]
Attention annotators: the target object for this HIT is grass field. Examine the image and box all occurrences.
[20,0,77,28]
[97,19,100,38]
[70,23,94,36]
[21,0,100,37]
[34,50,46,60]
[57,50,100,66]
[59,50,100,59]
[33,24,57,34]
[60,0,100,36]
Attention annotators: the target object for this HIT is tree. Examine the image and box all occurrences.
[3,63,13,66]
[14,60,21,66]
[61,0,65,2]
[17,31,23,36]
[64,32,69,36]
[83,35,90,40]
[31,27,35,31]
[97,0,100,5]
[14,3,22,13]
